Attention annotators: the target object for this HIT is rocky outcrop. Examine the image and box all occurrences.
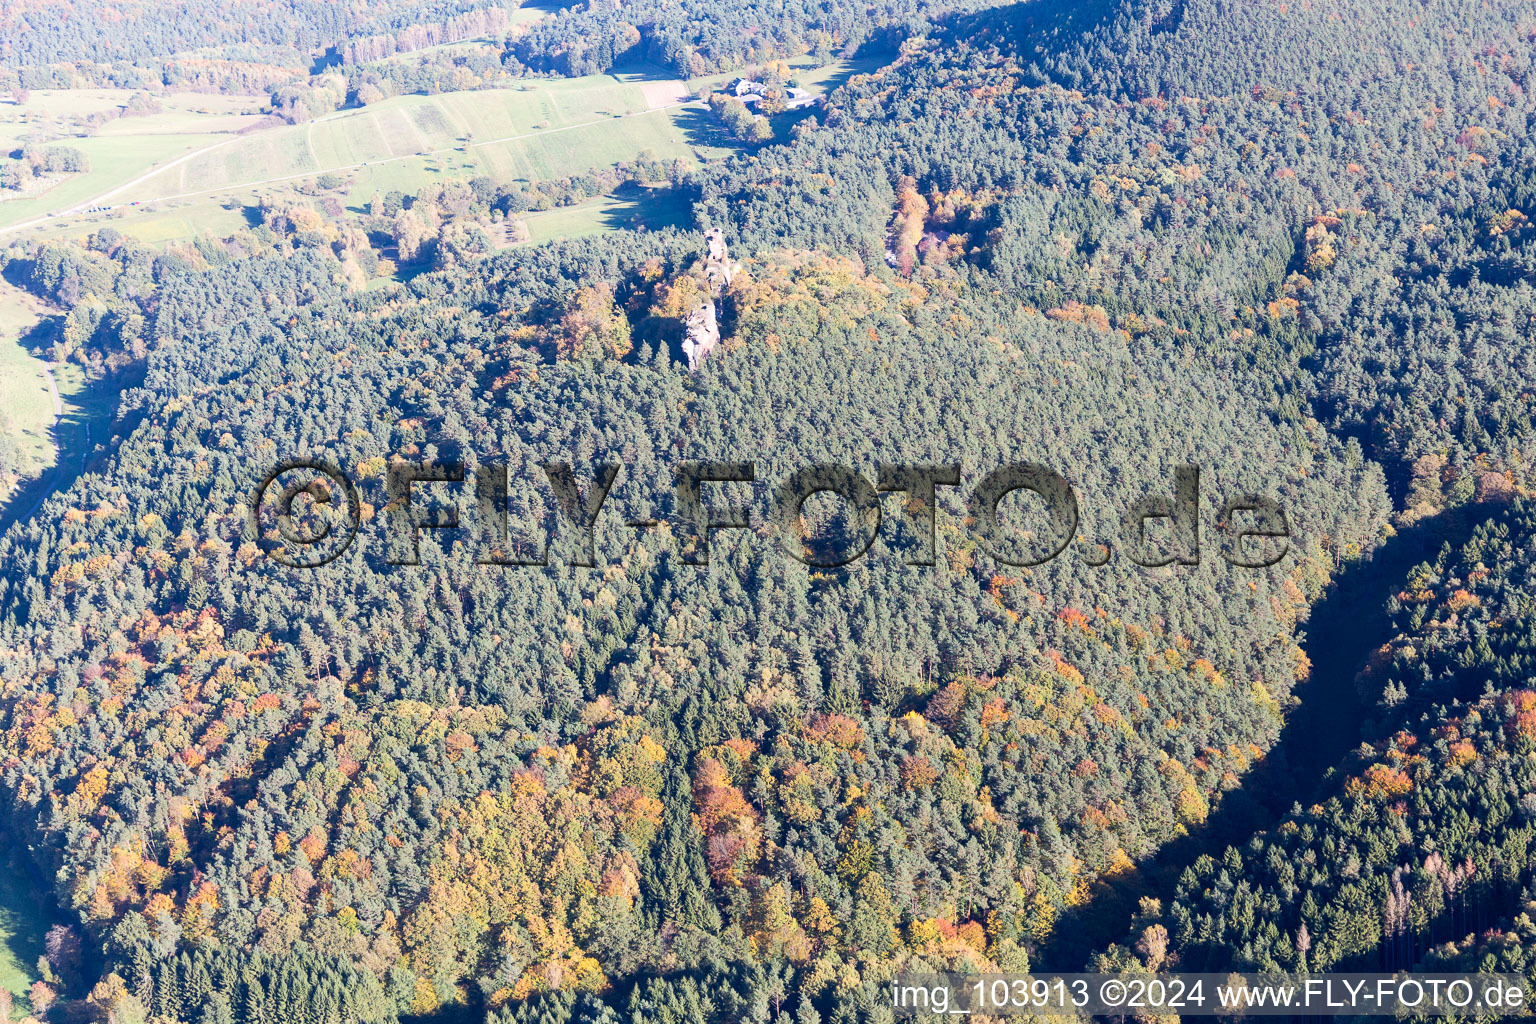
[681,300,718,371]
[683,228,741,371]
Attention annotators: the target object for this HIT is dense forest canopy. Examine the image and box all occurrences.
[0,0,510,70]
[0,0,1003,90]
[2,0,1536,1021]
[1159,499,1536,979]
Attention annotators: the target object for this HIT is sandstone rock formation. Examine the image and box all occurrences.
[682,227,741,371]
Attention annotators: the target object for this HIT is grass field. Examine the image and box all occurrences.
[14,201,255,247]
[0,276,121,527]
[89,93,268,137]
[521,184,693,244]
[0,132,235,229]
[0,55,876,250]
[0,852,55,1013]
[118,73,697,212]
[9,71,707,246]
[0,89,264,146]
[0,283,57,483]
[0,89,268,231]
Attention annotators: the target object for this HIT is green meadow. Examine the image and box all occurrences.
[0,284,56,482]
[0,89,268,231]
[118,75,696,211]
[0,853,55,1014]
[0,56,867,250]
[520,184,693,244]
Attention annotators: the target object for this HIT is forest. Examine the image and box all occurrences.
[1153,499,1536,980]
[2,0,1536,1021]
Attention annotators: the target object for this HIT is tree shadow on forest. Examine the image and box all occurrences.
[404,1004,484,1024]
[0,312,61,529]
[671,104,742,154]
[0,266,139,535]
[936,0,1126,60]
[1039,501,1501,970]
[521,0,582,14]
[0,371,128,535]
[597,181,694,234]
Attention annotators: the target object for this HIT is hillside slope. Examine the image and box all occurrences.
[1,0,1535,1021]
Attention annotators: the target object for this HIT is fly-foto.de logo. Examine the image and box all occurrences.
[248,459,1291,570]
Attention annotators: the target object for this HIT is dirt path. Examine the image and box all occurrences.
[0,133,247,236]
[41,361,62,421]
[640,79,689,109]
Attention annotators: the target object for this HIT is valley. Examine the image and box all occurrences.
[1,0,1535,1020]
